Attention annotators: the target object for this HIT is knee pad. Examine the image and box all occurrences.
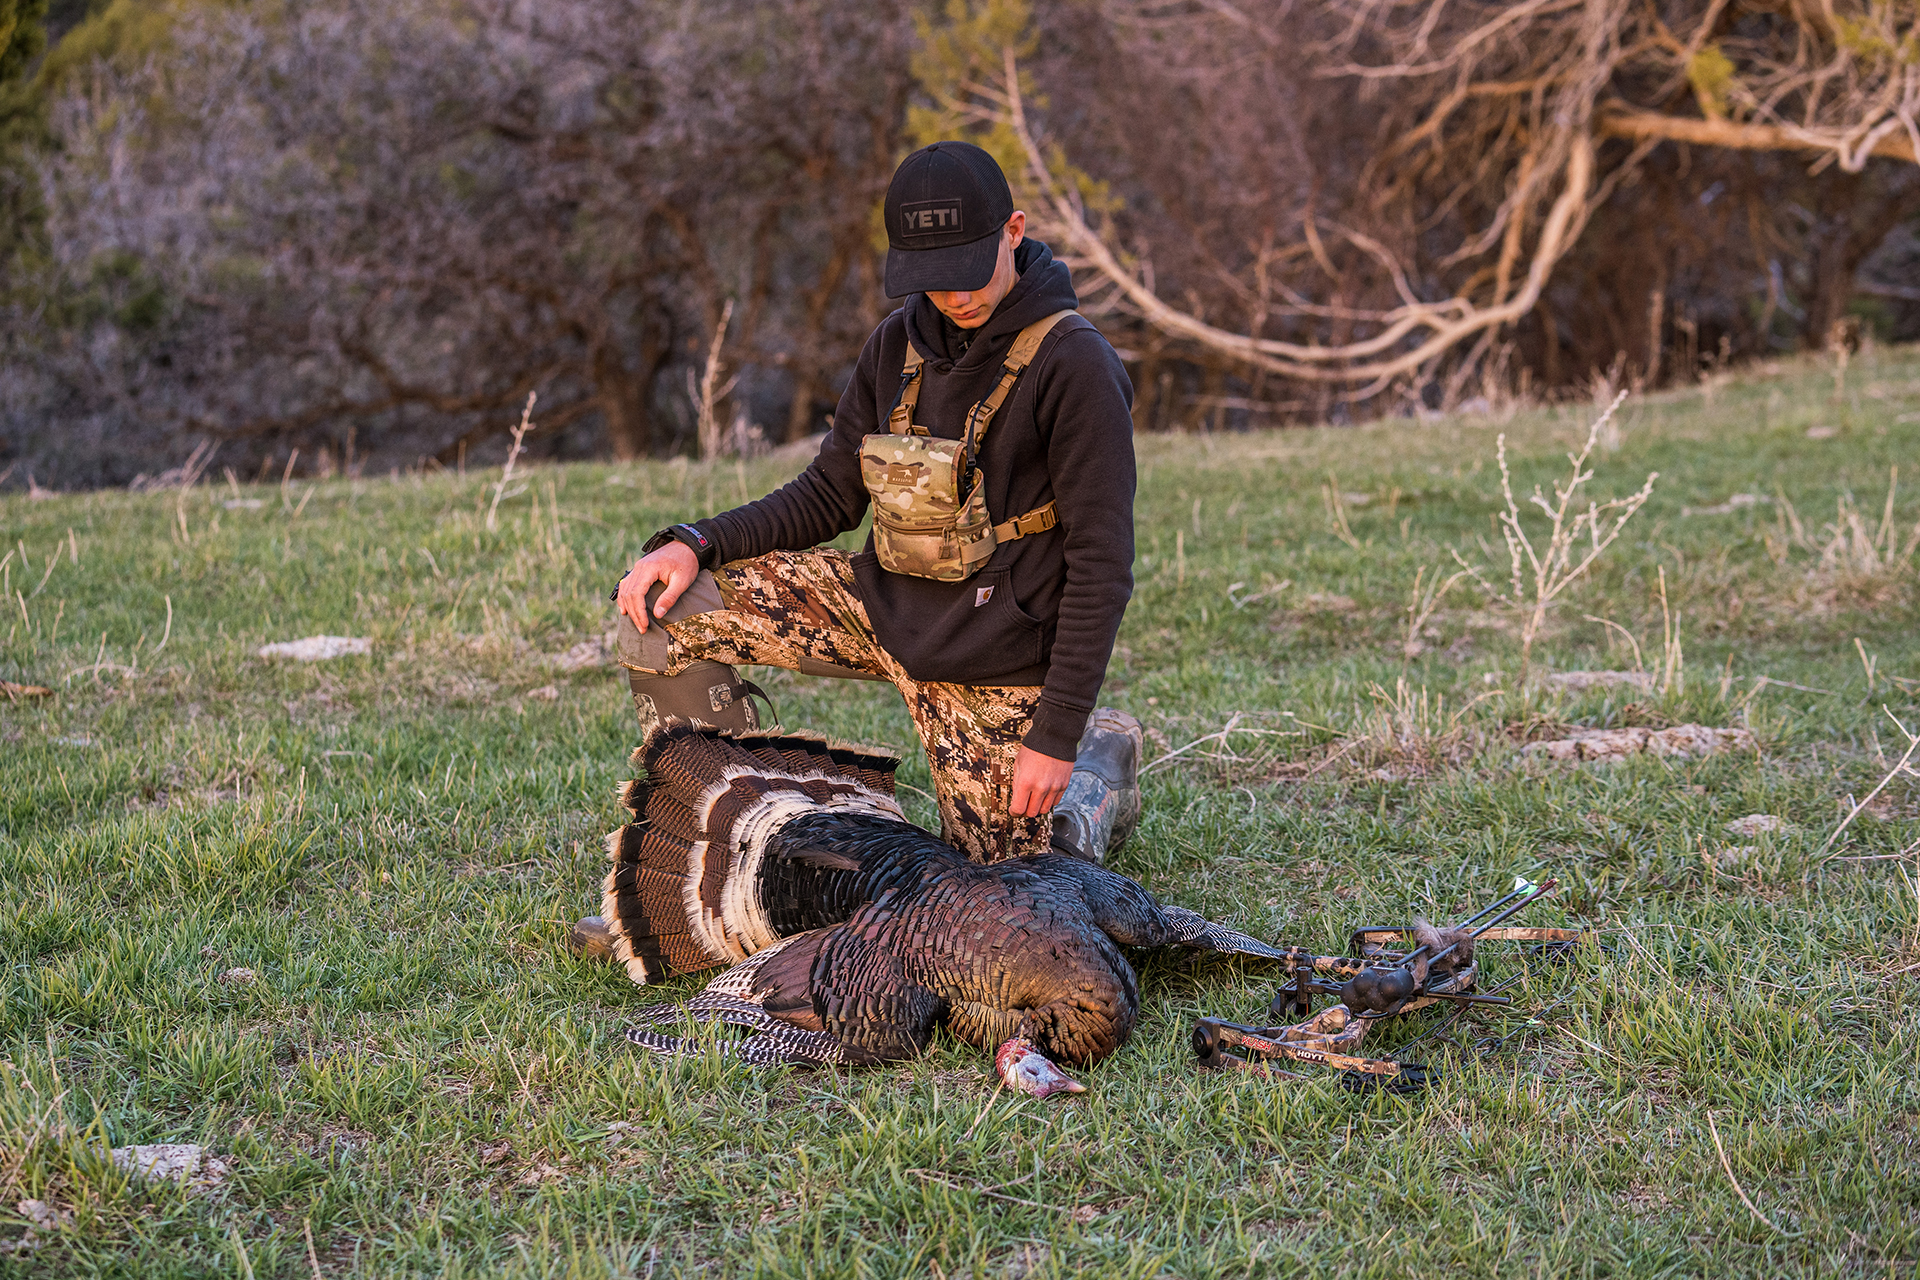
[628,660,769,735]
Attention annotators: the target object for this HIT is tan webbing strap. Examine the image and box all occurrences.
[960,499,1059,564]
[996,502,1059,541]
[960,309,1075,449]
[886,343,926,435]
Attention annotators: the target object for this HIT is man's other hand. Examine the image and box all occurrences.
[1009,745,1073,818]
[617,541,701,632]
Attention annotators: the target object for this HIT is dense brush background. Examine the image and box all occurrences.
[0,0,1918,486]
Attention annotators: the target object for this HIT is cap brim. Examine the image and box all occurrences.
[884,232,1002,298]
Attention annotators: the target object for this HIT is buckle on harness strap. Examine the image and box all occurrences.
[992,502,1058,543]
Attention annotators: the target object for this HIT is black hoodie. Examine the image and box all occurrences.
[657,240,1135,760]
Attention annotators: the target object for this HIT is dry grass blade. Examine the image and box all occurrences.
[1706,1111,1789,1237]
[1322,475,1363,550]
[1655,566,1684,697]
[1818,708,1920,863]
[1580,613,1646,674]
[907,1167,1060,1212]
[961,1080,1004,1141]
[1773,468,1919,580]
[1404,563,1471,661]
[691,299,740,462]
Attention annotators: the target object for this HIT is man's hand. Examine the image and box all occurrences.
[1009,745,1074,818]
[616,541,701,633]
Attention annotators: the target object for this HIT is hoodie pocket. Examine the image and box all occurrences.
[965,566,1045,670]
[852,559,1045,683]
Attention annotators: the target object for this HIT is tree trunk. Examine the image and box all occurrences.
[597,350,649,461]
[784,367,824,443]
[598,327,672,460]
[1799,173,1920,350]
[782,217,865,443]
[1800,211,1859,351]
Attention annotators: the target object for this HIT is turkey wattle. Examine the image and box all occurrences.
[601,725,1286,1094]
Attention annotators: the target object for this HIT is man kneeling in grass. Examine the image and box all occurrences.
[574,142,1143,953]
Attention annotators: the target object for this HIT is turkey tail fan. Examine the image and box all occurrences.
[600,724,905,986]
[601,820,715,985]
[616,776,650,818]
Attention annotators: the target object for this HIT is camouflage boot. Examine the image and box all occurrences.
[1049,708,1143,863]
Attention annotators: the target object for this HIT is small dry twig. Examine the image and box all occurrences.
[690,300,740,462]
[486,392,536,532]
[1140,714,1307,776]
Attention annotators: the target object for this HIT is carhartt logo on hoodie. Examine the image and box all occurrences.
[974,585,994,607]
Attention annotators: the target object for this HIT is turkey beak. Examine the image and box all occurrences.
[1022,1059,1086,1099]
[995,1038,1087,1099]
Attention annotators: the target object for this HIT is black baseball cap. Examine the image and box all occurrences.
[883,142,1015,298]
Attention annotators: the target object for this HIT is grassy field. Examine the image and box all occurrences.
[2,346,1918,1278]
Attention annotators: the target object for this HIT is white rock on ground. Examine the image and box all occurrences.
[257,636,372,661]
[1523,724,1756,763]
[1725,813,1788,836]
[1543,671,1654,693]
[109,1143,229,1189]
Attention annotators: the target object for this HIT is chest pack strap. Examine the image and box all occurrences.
[886,309,1076,442]
[886,309,1076,554]
[967,502,1059,564]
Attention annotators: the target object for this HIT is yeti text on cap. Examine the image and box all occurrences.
[900,199,964,237]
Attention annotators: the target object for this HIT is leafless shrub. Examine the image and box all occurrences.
[1453,392,1657,675]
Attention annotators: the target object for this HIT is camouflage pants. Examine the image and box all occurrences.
[614,549,1052,863]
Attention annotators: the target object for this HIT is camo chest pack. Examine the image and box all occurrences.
[858,310,1073,582]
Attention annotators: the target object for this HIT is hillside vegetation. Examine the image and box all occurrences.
[1,349,1917,1276]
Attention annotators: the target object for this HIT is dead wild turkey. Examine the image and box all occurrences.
[599,725,1287,1095]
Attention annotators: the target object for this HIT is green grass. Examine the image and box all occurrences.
[2,347,1918,1277]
